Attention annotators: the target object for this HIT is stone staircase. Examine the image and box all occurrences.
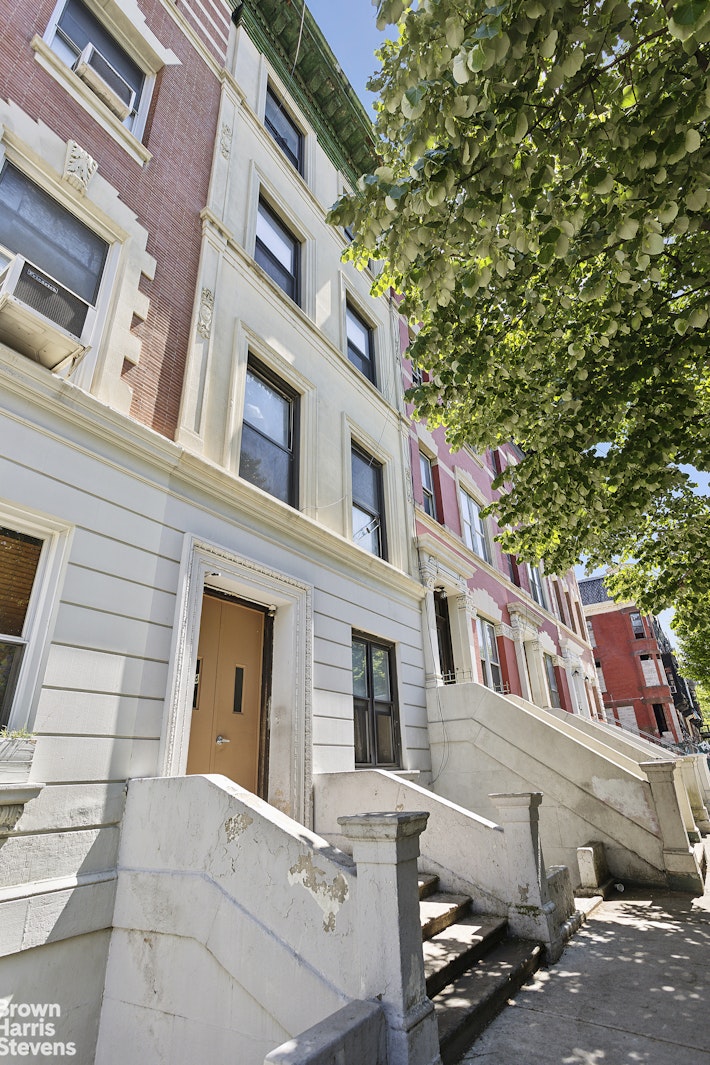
[419,874,543,1064]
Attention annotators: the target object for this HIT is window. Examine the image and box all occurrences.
[0,162,108,334]
[264,87,303,173]
[595,660,607,692]
[0,527,44,729]
[352,634,400,767]
[351,446,386,559]
[239,361,298,505]
[630,612,646,639]
[544,654,561,708]
[528,564,545,608]
[586,619,596,647]
[506,553,521,587]
[346,304,375,384]
[434,591,455,683]
[640,654,661,687]
[419,453,437,519]
[460,489,490,563]
[477,617,502,691]
[653,703,668,733]
[255,200,300,303]
[49,0,146,131]
[411,364,423,386]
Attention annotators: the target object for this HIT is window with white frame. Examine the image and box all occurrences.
[264,86,303,174]
[544,653,561,708]
[0,527,44,729]
[0,163,109,351]
[629,612,646,639]
[255,199,300,304]
[460,488,490,563]
[346,303,375,384]
[47,0,148,132]
[586,619,596,647]
[477,617,502,690]
[527,564,545,607]
[419,452,437,519]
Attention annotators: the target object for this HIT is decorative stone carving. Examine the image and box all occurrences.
[197,288,214,339]
[419,557,440,591]
[220,123,233,159]
[0,783,43,836]
[495,622,515,641]
[456,591,478,619]
[63,140,98,193]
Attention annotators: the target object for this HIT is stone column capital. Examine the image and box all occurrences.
[338,810,429,842]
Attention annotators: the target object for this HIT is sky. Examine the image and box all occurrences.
[304,1,390,111]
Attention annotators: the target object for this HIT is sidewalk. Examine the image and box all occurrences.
[457,885,710,1064]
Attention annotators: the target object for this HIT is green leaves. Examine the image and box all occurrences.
[335,0,709,614]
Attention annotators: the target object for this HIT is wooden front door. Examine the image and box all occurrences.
[186,592,265,791]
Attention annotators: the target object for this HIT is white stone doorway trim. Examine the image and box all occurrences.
[160,535,313,826]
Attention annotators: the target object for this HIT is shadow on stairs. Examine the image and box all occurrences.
[419,874,543,1065]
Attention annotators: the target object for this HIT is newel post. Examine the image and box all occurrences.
[640,761,703,892]
[490,792,562,959]
[338,812,442,1065]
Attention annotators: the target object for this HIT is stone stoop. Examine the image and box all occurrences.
[418,874,543,1065]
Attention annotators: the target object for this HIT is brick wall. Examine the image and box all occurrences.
[0,0,225,439]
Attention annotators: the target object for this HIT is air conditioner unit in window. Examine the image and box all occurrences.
[73,44,135,121]
[0,256,95,370]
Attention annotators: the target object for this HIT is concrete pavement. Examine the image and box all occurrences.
[457,886,710,1064]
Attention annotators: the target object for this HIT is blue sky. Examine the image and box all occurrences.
[305,1,390,110]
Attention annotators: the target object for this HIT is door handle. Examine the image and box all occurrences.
[216,735,230,745]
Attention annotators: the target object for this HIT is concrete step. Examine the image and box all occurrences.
[423,914,507,998]
[418,873,440,901]
[420,892,472,940]
[434,937,543,1065]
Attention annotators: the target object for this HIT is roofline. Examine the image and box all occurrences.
[231,0,377,186]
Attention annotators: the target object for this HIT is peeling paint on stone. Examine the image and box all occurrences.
[288,852,349,931]
[224,812,253,842]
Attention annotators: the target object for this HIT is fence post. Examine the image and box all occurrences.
[641,760,703,892]
[338,811,442,1065]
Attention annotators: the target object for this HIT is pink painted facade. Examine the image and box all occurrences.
[401,319,601,718]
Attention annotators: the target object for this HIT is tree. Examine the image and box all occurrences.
[330,0,710,610]
[672,591,710,687]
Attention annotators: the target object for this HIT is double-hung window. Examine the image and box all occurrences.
[0,163,109,357]
[49,0,146,130]
[460,489,490,563]
[544,654,562,708]
[255,200,300,304]
[630,612,646,639]
[352,634,400,767]
[264,87,303,173]
[0,527,44,729]
[528,564,545,608]
[477,617,502,691]
[239,361,298,506]
[351,446,386,559]
[346,304,375,384]
[419,453,437,519]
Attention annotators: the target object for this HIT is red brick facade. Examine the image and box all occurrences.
[582,593,681,742]
[1,0,224,439]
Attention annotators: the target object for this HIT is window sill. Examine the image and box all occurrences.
[31,36,152,168]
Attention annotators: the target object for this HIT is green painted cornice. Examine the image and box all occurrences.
[230,0,377,187]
